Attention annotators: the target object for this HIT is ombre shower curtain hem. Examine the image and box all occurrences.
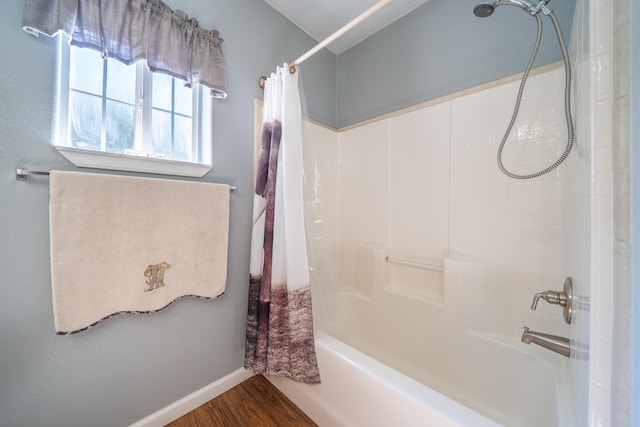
[244,65,320,384]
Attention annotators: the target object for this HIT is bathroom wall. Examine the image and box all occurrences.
[326,0,636,423]
[563,0,634,424]
[609,1,633,426]
[317,0,634,423]
[561,0,592,423]
[335,0,578,128]
[632,1,640,423]
[0,1,335,426]
[310,65,572,415]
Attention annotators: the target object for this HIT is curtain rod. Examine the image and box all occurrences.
[15,167,237,191]
[259,0,394,88]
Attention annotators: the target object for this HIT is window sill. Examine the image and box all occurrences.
[55,146,212,178]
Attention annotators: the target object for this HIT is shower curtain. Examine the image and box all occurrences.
[244,65,320,384]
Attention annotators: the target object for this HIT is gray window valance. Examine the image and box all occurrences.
[23,0,227,98]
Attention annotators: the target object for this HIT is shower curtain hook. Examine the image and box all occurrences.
[259,65,296,89]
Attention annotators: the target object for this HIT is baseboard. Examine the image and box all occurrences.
[130,368,254,427]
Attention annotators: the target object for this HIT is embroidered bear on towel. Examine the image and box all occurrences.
[144,262,171,292]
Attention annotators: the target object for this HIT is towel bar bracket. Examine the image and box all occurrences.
[16,166,50,180]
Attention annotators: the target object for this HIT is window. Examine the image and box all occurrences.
[55,37,212,177]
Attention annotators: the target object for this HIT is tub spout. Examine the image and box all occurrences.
[521,327,570,357]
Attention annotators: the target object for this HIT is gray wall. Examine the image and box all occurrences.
[632,0,640,423]
[336,0,578,128]
[0,1,334,426]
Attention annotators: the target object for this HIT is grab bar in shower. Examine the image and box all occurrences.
[385,256,444,272]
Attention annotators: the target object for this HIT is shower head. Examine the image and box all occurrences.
[473,0,547,17]
[473,3,495,17]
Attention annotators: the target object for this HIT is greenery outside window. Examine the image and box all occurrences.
[56,37,212,177]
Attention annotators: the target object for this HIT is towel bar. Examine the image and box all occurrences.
[15,166,237,192]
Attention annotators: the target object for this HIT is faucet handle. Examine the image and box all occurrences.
[531,290,566,310]
[531,293,543,310]
[529,277,574,324]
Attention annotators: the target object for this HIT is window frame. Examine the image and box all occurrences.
[55,36,213,177]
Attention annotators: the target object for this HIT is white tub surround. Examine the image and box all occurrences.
[305,65,573,426]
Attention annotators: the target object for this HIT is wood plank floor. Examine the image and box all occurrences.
[166,375,317,427]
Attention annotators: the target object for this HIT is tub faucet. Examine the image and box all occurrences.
[521,327,570,357]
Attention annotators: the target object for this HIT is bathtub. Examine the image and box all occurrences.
[268,331,568,426]
[268,332,498,426]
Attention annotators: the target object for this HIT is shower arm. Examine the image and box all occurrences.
[530,0,552,15]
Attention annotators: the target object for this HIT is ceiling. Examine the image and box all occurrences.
[264,0,431,55]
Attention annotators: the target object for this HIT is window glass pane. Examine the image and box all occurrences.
[152,72,172,111]
[174,82,193,116]
[63,42,208,169]
[151,109,172,158]
[70,47,103,95]
[69,91,102,150]
[106,100,135,153]
[173,115,193,161]
[106,59,136,104]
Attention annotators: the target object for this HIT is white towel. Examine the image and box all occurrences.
[49,171,230,334]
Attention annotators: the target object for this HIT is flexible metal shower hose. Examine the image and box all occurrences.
[496,11,575,179]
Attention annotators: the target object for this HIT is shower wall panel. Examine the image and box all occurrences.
[335,120,390,298]
[311,65,571,342]
[387,104,450,302]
